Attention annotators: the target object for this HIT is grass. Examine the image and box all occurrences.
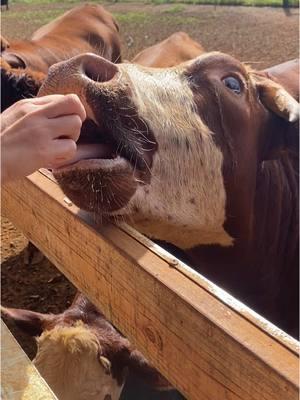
[163,4,186,12]
[9,0,300,6]
[150,0,299,5]
[114,11,151,23]
[4,9,68,24]
[4,8,71,24]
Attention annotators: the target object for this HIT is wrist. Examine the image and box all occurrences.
[1,135,18,184]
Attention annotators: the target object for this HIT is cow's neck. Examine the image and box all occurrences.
[184,154,298,335]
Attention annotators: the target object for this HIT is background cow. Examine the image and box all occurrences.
[1,4,121,111]
[132,32,204,68]
[1,0,8,11]
[2,294,173,400]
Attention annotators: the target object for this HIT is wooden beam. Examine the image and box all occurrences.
[2,172,299,400]
[1,320,57,399]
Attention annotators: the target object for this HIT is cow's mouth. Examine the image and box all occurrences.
[55,118,153,178]
[38,53,158,214]
[52,115,155,213]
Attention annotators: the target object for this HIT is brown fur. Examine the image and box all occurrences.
[2,294,171,400]
[132,32,204,68]
[39,52,299,336]
[1,4,121,111]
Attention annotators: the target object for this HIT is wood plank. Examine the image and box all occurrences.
[38,169,299,355]
[1,320,57,400]
[118,223,299,355]
[2,172,299,400]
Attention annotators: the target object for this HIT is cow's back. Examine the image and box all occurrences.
[132,32,204,68]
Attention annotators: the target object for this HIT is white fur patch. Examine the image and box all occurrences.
[114,64,233,249]
[34,322,124,400]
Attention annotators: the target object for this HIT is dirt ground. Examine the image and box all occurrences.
[1,2,299,360]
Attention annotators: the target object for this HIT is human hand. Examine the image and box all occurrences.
[1,94,86,183]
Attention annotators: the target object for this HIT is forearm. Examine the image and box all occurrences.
[1,137,22,184]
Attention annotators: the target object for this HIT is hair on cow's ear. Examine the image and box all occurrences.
[1,60,46,111]
[0,35,10,52]
[114,20,120,32]
[1,306,53,336]
[256,77,299,123]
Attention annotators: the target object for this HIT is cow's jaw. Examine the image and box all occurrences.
[34,322,124,400]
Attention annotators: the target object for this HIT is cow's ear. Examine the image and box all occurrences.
[1,60,46,111]
[256,77,299,123]
[0,35,10,52]
[1,306,53,336]
[3,53,26,69]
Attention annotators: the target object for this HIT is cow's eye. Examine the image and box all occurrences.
[222,76,241,94]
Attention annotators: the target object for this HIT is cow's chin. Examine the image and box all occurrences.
[53,157,139,214]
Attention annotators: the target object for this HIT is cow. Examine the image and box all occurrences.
[131,32,204,68]
[37,52,299,337]
[1,0,8,11]
[1,35,10,52]
[1,4,121,111]
[3,55,299,399]
[1,294,172,400]
[1,39,206,400]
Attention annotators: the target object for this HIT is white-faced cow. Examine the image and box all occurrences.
[37,52,299,336]
[2,294,172,400]
[3,54,299,400]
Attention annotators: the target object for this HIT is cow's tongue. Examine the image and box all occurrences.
[58,143,115,168]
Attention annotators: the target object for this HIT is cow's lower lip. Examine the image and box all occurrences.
[53,155,133,174]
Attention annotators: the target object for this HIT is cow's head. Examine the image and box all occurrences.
[2,295,170,400]
[39,52,299,249]
[1,58,46,111]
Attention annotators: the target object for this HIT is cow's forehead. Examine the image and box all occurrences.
[185,52,249,76]
[121,52,249,81]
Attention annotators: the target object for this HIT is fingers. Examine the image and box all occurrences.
[41,94,86,122]
[49,114,83,142]
[47,139,77,168]
[30,94,68,106]
[1,94,86,134]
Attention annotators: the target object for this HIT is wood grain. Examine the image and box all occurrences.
[1,320,57,400]
[2,172,299,400]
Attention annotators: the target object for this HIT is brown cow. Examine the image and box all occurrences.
[1,4,121,111]
[2,294,171,400]
[38,52,299,336]
[3,55,299,399]
[1,40,199,400]
[132,32,204,67]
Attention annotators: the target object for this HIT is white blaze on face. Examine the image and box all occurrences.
[34,322,124,400]
[116,63,233,249]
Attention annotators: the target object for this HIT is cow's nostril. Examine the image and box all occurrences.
[82,56,118,83]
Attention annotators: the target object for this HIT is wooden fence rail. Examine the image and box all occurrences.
[2,171,299,400]
[1,319,57,399]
